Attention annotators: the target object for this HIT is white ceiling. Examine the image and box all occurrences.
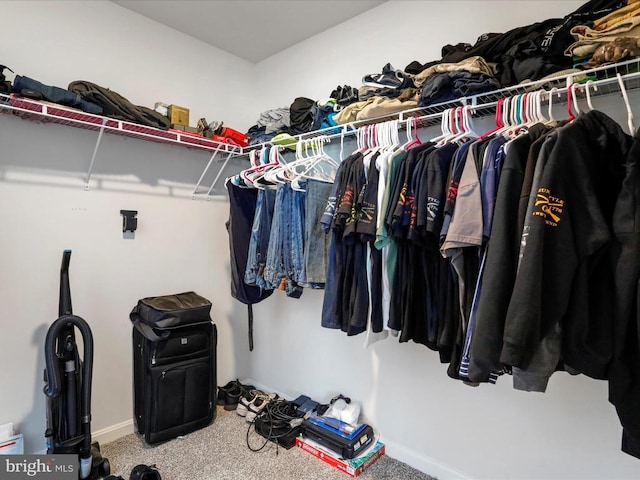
[112,0,386,63]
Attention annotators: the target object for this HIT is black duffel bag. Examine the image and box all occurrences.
[0,65,13,94]
[130,291,212,342]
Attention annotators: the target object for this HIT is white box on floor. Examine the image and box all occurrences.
[0,434,24,455]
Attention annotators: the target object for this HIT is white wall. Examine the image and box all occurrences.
[253,0,586,112]
[0,0,253,454]
[1,0,256,131]
[247,1,640,479]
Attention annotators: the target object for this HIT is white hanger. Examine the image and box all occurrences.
[547,87,561,123]
[584,80,598,111]
[570,82,581,118]
[449,105,478,143]
[285,136,338,190]
[524,92,536,126]
[616,73,635,135]
[436,107,460,146]
[536,90,548,123]
[430,109,451,145]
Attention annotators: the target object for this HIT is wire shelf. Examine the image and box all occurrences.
[3,57,640,197]
[0,93,243,155]
[244,57,640,152]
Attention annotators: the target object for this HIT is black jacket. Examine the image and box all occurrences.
[501,111,631,379]
[467,124,550,382]
[611,129,640,459]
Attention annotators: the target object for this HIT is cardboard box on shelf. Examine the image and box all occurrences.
[296,436,385,477]
[168,105,189,127]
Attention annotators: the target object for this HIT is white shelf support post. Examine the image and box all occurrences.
[191,146,223,199]
[205,151,234,201]
[85,118,108,191]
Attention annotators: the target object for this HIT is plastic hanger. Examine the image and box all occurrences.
[566,82,581,122]
[505,95,529,138]
[241,146,286,187]
[492,96,519,138]
[524,92,536,126]
[572,82,581,118]
[430,109,450,145]
[400,116,421,149]
[616,73,635,135]
[479,97,505,140]
[448,105,478,143]
[536,90,548,123]
[252,145,287,189]
[584,80,597,111]
[437,107,461,146]
[411,117,422,146]
[546,87,561,124]
[286,136,338,189]
[405,117,413,144]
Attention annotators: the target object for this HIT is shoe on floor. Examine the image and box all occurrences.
[217,380,236,406]
[223,380,256,411]
[130,464,161,480]
[223,383,243,411]
[245,393,277,423]
[237,389,262,417]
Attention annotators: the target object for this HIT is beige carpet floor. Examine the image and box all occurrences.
[101,406,436,480]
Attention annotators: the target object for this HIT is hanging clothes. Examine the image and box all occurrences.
[226,182,274,351]
[502,110,632,386]
[467,123,554,383]
[610,128,640,460]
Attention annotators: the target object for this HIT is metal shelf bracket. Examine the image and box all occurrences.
[85,118,108,191]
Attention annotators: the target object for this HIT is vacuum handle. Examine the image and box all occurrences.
[59,250,72,317]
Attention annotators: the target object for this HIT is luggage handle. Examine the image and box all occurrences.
[132,317,169,343]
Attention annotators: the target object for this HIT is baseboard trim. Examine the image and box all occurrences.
[92,419,135,446]
[34,420,134,455]
[380,438,474,480]
[241,378,475,480]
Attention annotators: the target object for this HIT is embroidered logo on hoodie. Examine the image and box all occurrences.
[533,187,564,226]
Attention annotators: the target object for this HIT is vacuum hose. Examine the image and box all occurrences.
[43,314,94,476]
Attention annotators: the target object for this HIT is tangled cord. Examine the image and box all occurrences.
[246,399,306,454]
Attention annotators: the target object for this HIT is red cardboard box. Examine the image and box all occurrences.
[296,436,385,477]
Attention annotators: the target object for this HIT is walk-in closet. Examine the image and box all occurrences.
[1,2,640,479]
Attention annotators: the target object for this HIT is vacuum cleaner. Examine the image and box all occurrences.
[44,250,110,479]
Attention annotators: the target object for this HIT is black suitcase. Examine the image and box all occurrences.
[131,292,217,444]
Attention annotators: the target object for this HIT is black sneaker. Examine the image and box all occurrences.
[130,464,161,480]
[217,380,237,406]
[223,383,243,411]
[223,380,255,411]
